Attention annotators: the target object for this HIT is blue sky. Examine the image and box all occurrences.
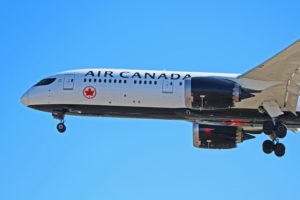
[1,0,300,199]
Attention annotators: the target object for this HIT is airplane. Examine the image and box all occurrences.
[21,39,300,157]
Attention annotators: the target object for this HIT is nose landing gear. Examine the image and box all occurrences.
[52,111,67,133]
[57,122,66,133]
[262,121,287,157]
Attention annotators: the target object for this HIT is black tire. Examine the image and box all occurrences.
[263,121,274,135]
[275,123,287,139]
[262,140,274,154]
[274,143,285,157]
[57,123,66,133]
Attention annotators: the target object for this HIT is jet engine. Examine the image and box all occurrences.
[185,77,253,109]
[193,123,255,149]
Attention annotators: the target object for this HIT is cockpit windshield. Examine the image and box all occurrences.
[34,78,56,86]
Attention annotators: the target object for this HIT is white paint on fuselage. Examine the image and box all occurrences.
[24,69,239,109]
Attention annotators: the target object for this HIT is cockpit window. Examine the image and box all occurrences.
[34,78,56,86]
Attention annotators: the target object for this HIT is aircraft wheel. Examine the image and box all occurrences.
[274,143,285,157]
[263,121,274,135]
[275,123,287,138]
[262,140,274,154]
[57,123,66,133]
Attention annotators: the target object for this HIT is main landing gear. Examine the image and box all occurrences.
[262,140,285,157]
[262,121,287,157]
[52,111,67,133]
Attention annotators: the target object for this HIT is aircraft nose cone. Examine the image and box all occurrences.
[21,92,29,106]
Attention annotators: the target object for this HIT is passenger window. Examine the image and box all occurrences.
[34,78,56,86]
[144,81,147,84]
[139,80,142,84]
[104,79,107,83]
[154,81,157,85]
[119,80,122,83]
[134,80,137,84]
[84,78,87,82]
[99,79,102,83]
[149,81,152,84]
[179,82,183,86]
[94,79,97,82]
[89,79,92,82]
[124,80,127,84]
[114,80,117,83]
[109,79,112,83]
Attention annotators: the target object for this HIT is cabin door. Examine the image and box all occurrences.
[162,80,173,93]
[63,74,75,90]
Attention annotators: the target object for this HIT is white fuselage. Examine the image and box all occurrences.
[21,69,239,109]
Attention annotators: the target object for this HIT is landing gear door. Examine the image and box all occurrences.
[162,80,173,93]
[63,74,75,90]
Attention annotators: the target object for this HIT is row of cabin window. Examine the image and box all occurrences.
[84,78,128,84]
[84,78,183,86]
[134,80,157,85]
[133,80,183,86]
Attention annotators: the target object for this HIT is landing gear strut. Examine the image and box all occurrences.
[262,121,287,157]
[52,111,67,133]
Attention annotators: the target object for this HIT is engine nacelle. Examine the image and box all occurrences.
[185,77,253,109]
[193,124,255,149]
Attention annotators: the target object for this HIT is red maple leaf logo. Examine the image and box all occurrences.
[85,88,94,96]
[83,86,96,99]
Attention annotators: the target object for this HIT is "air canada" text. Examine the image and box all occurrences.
[85,70,192,80]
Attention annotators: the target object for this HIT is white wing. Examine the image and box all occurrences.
[237,39,300,115]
